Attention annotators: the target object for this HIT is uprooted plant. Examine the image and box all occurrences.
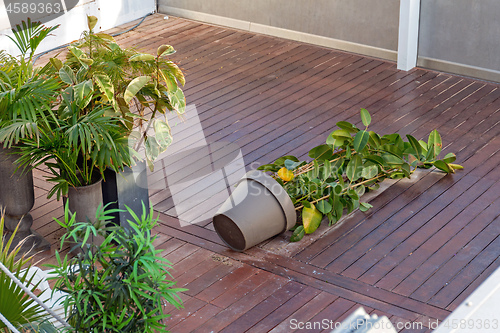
[258,108,463,242]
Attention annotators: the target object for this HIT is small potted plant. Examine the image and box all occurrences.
[0,19,59,251]
[214,109,464,250]
[46,203,186,332]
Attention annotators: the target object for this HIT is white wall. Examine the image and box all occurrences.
[0,0,155,57]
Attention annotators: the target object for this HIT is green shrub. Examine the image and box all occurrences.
[46,204,185,332]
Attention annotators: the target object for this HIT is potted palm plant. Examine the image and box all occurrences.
[214,109,464,250]
[0,19,59,252]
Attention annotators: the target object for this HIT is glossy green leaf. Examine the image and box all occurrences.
[284,159,303,170]
[353,130,369,152]
[419,140,428,151]
[406,134,423,160]
[73,80,93,108]
[331,158,344,176]
[154,120,173,150]
[368,131,381,148]
[382,153,404,166]
[308,144,333,161]
[365,154,385,166]
[355,184,366,197]
[401,163,411,178]
[336,121,359,133]
[433,160,452,173]
[274,155,299,166]
[346,145,352,159]
[290,225,305,242]
[380,144,403,157]
[428,129,442,157]
[361,163,378,179]
[330,128,352,139]
[327,212,338,226]
[346,155,363,182]
[359,202,373,212]
[157,44,176,57]
[124,76,150,104]
[347,189,359,201]
[360,108,371,127]
[323,159,332,179]
[59,65,76,84]
[302,202,323,234]
[87,15,98,31]
[316,200,332,214]
[443,152,456,164]
[94,73,114,102]
[129,53,156,62]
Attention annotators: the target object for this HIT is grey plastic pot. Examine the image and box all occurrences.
[67,179,103,223]
[0,145,50,253]
[213,170,296,252]
[67,179,105,248]
[0,145,35,231]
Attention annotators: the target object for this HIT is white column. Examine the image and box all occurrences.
[397,0,421,71]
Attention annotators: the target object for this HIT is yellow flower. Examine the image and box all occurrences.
[277,167,294,182]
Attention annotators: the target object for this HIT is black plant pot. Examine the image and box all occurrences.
[101,161,150,230]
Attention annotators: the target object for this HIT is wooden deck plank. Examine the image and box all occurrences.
[269,291,338,333]
[306,297,357,333]
[418,215,500,305]
[246,286,323,333]
[190,278,290,332]
[342,172,500,282]
[393,187,500,295]
[167,302,222,333]
[219,281,305,333]
[195,264,259,303]
[390,182,500,296]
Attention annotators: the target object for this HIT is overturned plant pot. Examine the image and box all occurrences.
[213,170,296,251]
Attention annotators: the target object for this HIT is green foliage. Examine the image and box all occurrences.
[0,20,60,147]
[59,16,186,170]
[258,108,463,242]
[46,203,185,333]
[0,213,50,331]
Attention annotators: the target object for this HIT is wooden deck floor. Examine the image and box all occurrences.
[31,14,500,332]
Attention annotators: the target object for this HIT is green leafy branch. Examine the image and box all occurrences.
[258,108,463,242]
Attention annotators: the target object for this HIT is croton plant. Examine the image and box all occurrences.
[258,109,463,242]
